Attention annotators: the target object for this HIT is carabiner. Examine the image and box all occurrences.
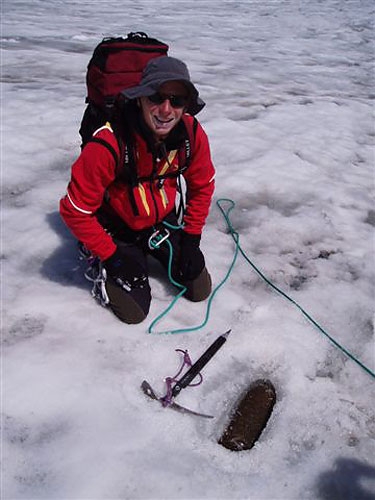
[148,227,170,250]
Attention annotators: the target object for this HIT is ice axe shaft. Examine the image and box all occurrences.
[171,329,231,398]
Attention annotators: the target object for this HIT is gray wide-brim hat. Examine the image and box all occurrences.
[122,56,205,115]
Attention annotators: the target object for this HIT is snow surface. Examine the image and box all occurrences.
[2,0,375,499]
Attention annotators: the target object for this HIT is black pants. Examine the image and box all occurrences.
[97,210,211,324]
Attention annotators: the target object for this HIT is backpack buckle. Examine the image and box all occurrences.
[148,227,170,250]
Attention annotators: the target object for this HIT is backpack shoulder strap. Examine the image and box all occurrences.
[110,117,140,215]
[88,136,119,166]
[85,122,140,216]
[84,122,120,166]
[174,116,198,221]
[179,115,198,173]
[85,115,138,186]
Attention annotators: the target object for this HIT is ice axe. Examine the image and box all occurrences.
[141,330,230,418]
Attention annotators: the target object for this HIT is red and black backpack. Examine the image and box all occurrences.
[79,32,168,145]
[78,32,197,202]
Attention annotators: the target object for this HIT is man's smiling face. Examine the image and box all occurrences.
[139,81,189,139]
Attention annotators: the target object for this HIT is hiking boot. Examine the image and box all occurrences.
[105,274,151,324]
[218,379,276,451]
[183,266,212,302]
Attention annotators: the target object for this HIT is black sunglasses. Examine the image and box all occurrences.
[147,92,189,108]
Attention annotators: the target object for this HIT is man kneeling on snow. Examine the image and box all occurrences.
[60,56,215,324]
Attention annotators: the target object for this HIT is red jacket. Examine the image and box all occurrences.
[60,114,215,261]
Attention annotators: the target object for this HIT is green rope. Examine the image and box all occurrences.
[216,198,375,380]
[148,198,375,380]
[147,218,240,335]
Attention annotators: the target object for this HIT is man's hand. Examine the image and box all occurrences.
[103,245,146,290]
[178,232,205,281]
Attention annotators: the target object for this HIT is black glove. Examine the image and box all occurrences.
[103,245,146,290]
[178,232,205,281]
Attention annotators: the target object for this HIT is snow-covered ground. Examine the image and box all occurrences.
[2,1,375,498]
